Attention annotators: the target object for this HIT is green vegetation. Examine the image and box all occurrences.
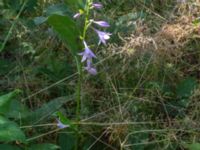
[0,0,200,149]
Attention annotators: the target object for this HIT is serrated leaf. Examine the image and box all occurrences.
[29,143,60,150]
[47,14,80,55]
[0,116,26,142]
[0,89,21,115]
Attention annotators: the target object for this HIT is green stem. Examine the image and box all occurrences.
[75,0,92,124]
[75,56,82,121]
[75,55,81,150]
[75,0,92,149]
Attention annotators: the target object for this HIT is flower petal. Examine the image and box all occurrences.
[56,119,69,129]
[93,21,110,27]
[92,3,103,9]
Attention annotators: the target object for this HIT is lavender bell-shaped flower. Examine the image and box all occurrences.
[73,13,81,19]
[85,59,97,75]
[92,3,103,9]
[79,41,96,62]
[56,119,69,129]
[92,20,110,28]
[94,29,111,45]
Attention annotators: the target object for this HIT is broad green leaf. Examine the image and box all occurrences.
[7,99,29,119]
[0,144,21,150]
[45,3,70,16]
[0,116,26,142]
[48,14,80,55]
[82,137,95,150]
[22,96,74,124]
[176,77,197,98]
[0,89,21,115]
[29,143,60,150]
[59,133,76,150]
[34,3,71,25]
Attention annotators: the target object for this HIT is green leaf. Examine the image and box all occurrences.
[58,133,76,150]
[193,17,200,26]
[0,90,21,115]
[22,96,74,124]
[29,143,60,150]
[34,16,47,25]
[47,14,80,55]
[0,144,21,150]
[0,116,26,142]
[45,3,70,16]
[176,77,197,98]
[184,143,200,150]
[34,3,72,25]
[7,99,29,119]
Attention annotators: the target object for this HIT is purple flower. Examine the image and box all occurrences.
[85,59,97,75]
[73,13,81,19]
[56,119,69,129]
[93,20,110,27]
[86,66,97,75]
[94,29,111,45]
[79,41,96,62]
[92,3,103,9]
[177,0,186,3]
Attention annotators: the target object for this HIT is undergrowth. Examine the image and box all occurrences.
[0,0,200,150]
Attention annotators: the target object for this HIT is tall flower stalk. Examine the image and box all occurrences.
[57,0,111,149]
[75,0,111,122]
[74,0,92,149]
[75,0,93,125]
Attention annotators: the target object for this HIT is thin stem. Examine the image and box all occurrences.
[0,0,27,53]
[75,54,81,150]
[75,56,81,121]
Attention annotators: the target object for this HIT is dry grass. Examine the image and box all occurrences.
[109,1,200,62]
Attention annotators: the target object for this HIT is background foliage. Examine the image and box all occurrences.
[0,0,200,149]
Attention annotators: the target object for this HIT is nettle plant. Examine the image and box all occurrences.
[47,0,111,135]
